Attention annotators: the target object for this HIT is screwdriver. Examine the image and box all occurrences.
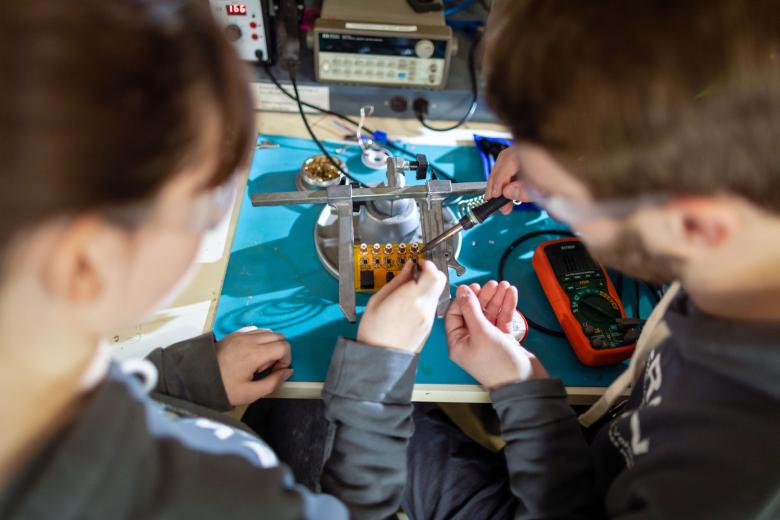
[420,195,511,255]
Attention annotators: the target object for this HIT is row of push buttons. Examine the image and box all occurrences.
[326,58,438,70]
[320,55,442,84]
[322,58,439,72]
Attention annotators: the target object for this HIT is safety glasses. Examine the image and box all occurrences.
[189,175,238,232]
[524,184,669,225]
[106,174,238,234]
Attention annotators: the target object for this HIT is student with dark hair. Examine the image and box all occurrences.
[403,1,780,518]
[0,1,446,518]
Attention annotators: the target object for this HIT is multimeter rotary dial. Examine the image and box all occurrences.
[570,288,624,349]
[571,288,620,322]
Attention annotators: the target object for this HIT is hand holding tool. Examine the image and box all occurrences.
[421,196,511,255]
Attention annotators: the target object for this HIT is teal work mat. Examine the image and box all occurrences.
[214,135,656,387]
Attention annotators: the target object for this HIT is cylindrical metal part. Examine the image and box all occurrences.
[420,223,463,254]
[296,155,347,191]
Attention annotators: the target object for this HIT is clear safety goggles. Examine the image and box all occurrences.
[524,184,669,226]
[106,174,238,234]
[189,175,238,232]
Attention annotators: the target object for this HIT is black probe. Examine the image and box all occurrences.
[421,196,511,254]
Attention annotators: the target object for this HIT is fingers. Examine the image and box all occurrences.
[477,280,499,310]
[222,329,291,367]
[249,339,291,370]
[368,260,445,311]
[502,180,527,202]
[415,260,447,304]
[241,327,275,335]
[455,285,492,333]
[496,285,519,334]
[444,297,469,349]
[248,331,287,345]
[485,281,510,323]
[368,260,414,307]
[228,326,275,342]
[273,341,292,369]
[485,146,521,200]
[445,295,466,335]
[249,331,292,367]
[248,367,294,400]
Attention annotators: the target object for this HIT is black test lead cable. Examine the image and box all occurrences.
[267,64,453,179]
[265,65,360,128]
[497,229,575,337]
[498,229,659,334]
[262,64,455,181]
[288,73,365,187]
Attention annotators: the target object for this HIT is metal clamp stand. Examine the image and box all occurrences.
[327,184,357,322]
[251,176,485,322]
[419,180,467,316]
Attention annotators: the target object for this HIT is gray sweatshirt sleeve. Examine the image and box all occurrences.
[145,332,232,412]
[321,337,419,520]
[491,378,601,519]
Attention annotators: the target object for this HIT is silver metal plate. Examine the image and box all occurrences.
[314,204,462,279]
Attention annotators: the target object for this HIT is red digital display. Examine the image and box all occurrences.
[226,4,247,15]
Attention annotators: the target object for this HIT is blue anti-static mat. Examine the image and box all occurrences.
[214,135,656,387]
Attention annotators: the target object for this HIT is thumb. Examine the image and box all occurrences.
[250,368,293,398]
[503,180,527,202]
[456,285,492,333]
[416,260,446,295]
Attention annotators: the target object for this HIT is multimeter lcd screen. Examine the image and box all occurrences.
[552,252,597,275]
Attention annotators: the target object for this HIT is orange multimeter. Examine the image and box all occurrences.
[532,238,636,366]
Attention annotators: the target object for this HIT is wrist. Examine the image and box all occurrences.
[482,352,548,390]
[356,327,419,353]
[356,329,392,350]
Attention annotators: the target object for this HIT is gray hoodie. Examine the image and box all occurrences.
[0,336,417,519]
[489,290,780,518]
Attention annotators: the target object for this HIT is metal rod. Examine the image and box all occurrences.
[420,223,464,255]
[250,182,487,207]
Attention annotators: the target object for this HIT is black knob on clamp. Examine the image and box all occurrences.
[410,154,429,180]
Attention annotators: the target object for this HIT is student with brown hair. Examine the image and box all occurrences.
[403,1,780,518]
[0,1,446,518]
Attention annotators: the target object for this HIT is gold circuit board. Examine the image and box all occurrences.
[354,242,424,292]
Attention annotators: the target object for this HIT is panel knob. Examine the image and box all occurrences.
[415,39,435,59]
[225,24,242,42]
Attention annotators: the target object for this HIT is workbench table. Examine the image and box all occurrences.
[111,113,652,405]
[214,132,655,404]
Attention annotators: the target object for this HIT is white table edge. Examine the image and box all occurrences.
[268,382,615,405]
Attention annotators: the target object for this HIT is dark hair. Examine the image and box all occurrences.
[0,0,254,253]
[484,0,780,212]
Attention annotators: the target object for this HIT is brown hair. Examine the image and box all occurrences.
[484,0,780,211]
[0,0,254,252]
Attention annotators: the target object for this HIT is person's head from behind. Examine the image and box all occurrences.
[485,0,780,320]
[0,0,253,350]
